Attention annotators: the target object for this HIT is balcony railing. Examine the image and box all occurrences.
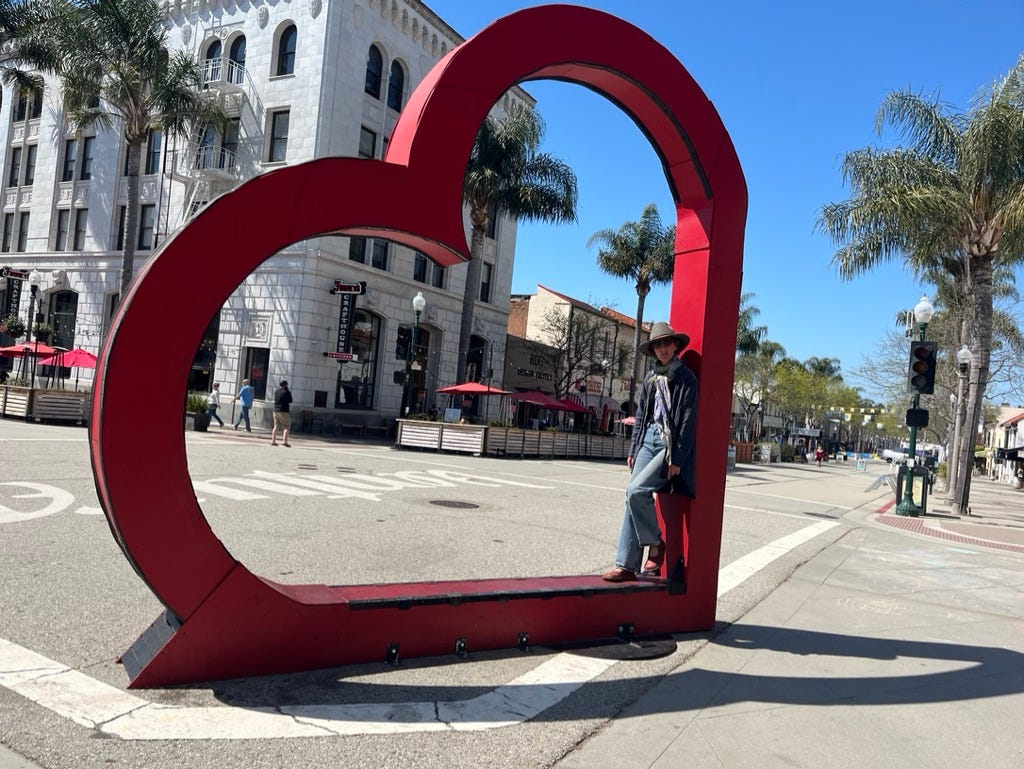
[190,145,237,179]
[201,58,246,90]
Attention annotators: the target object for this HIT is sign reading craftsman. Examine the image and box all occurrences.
[336,292,357,354]
[1,274,22,321]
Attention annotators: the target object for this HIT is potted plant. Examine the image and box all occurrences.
[185,392,212,431]
[0,315,26,339]
[33,322,54,343]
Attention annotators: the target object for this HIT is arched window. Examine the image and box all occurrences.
[364,44,383,99]
[228,36,247,84]
[336,310,381,409]
[204,40,222,84]
[386,60,405,111]
[276,24,297,76]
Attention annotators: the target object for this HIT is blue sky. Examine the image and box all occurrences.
[428,0,1024,392]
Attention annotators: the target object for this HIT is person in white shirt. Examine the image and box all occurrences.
[208,382,224,427]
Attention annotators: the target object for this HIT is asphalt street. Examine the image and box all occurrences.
[2,420,1008,768]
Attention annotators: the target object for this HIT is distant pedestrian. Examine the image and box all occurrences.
[208,383,224,427]
[232,378,254,432]
[271,380,292,447]
[814,447,825,468]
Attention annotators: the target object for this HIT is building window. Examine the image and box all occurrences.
[204,39,222,83]
[228,35,247,84]
[413,252,444,288]
[137,205,155,250]
[365,44,383,98]
[349,236,366,263]
[54,209,70,251]
[61,139,76,182]
[24,145,37,186]
[47,290,78,353]
[387,61,405,111]
[336,310,381,409]
[144,130,162,175]
[371,240,388,270]
[275,24,297,76]
[7,147,21,187]
[14,89,42,121]
[268,110,289,162]
[114,206,126,250]
[358,126,376,159]
[80,136,94,180]
[2,213,13,252]
[413,253,428,284]
[480,262,493,303]
[222,118,240,159]
[486,204,498,239]
[73,209,88,250]
[16,212,29,252]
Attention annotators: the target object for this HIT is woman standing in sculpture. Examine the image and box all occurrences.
[603,322,698,582]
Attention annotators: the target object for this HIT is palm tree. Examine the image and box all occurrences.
[736,292,767,355]
[4,0,226,303]
[818,56,1024,515]
[460,101,578,382]
[804,356,842,380]
[588,204,675,408]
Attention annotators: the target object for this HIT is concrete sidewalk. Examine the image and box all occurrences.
[555,471,1024,769]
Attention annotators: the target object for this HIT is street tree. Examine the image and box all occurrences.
[532,306,613,399]
[461,102,578,382]
[733,340,786,441]
[588,203,675,409]
[3,0,227,305]
[818,56,1024,514]
[736,292,767,355]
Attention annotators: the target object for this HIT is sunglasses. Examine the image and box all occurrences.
[651,338,676,349]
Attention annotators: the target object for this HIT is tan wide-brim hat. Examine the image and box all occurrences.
[638,321,690,357]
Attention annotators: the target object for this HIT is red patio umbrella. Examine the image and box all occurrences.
[510,390,563,408]
[436,382,510,395]
[554,397,589,414]
[0,342,67,358]
[37,347,98,368]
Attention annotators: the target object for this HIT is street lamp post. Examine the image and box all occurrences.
[895,295,934,516]
[946,345,973,499]
[25,270,42,389]
[403,291,425,416]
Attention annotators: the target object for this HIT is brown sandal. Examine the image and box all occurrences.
[642,541,665,574]
[602,567,636,583]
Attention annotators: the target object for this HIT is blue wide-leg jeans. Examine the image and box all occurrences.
[615,425,667,571]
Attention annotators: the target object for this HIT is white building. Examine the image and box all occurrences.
[0,0,522,429]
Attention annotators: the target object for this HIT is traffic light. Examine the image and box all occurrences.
[395,326,411,359]
[907,340,937,394]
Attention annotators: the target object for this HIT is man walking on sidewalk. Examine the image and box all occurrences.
[232,378,254,432]
[271,380,292,447]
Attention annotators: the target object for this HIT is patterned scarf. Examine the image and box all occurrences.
[649,358,682,447]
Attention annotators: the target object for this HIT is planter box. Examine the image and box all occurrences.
[1,385,31,418]
[31,389,89,424]
[439,423,486,454]
[185,412,212,432]
[396,420,442,449]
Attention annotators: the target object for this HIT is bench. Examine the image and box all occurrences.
[364,418,392,439]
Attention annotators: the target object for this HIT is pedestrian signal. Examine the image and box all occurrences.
[907,341,937,394]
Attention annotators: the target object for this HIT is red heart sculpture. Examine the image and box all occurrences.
[90,5,746,687]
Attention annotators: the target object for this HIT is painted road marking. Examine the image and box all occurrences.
[0,638,615,740]
[716,521,839,596]
[0,483,75,524]
[0,522,836,740]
